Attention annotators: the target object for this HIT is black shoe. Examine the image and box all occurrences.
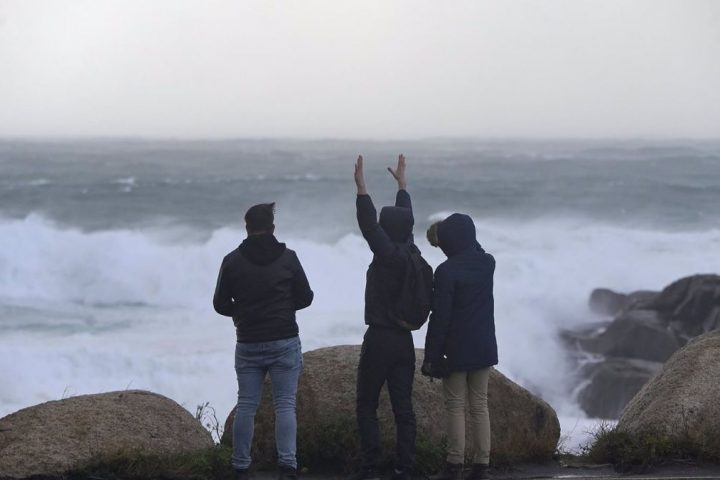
[468,464,489,480]
[278,465,298,480]
[430,462,463,480]
[234,469,250,480]
[347,467,380,480]
[391,467,412,480]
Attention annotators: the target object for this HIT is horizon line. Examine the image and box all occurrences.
[1,135,720,143]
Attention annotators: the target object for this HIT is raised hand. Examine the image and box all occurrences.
[387,154,407,190]
[354,155,367,195]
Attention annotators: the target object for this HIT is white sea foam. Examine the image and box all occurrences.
[1,214,719,449]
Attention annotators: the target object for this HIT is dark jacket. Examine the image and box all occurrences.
[213,234,313,343]
[424,213,498,371]
[357,190,416,330]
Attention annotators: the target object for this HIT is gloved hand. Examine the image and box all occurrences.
[421,357,450,379]
[421,361,434,377]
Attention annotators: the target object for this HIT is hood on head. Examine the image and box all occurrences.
[239,234,286,265]
[379,206,414,243]
[437,213,478,257]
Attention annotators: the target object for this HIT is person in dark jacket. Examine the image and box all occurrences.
[214,202,313,480]
[351,154,417,480]
[422,214,498,480]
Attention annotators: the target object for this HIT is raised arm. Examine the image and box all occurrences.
[355,155,395,257]
[388,154,412,210]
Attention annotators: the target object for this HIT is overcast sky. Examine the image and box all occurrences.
[0,0,718,139]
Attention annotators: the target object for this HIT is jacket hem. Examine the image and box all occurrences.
[235,332,299,344]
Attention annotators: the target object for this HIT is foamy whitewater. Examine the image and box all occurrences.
[1,139,719,451]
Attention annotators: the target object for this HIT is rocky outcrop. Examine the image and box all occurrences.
[222,345,560,469]
[589,288,658,317]
[579,310,681,363]
[577,358,662,419]
[649,275,720,340]
[618,330,720,457]
[0,390,213,479]
[564,275,720,419]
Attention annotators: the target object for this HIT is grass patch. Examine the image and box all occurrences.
[585,423,720,473]
[296,417,446,475]
[64,435,446,479]
[66,445,234,480]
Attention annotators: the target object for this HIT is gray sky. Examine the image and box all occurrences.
[1,0,718,139]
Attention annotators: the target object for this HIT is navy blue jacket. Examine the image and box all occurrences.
[356,190,416,330]
[424,214,498,371]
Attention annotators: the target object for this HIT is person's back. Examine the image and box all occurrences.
[213,203,313,480]
[423,213,497,480]
[351,154,418,480]
[359,194,416,331]
[432,227,496,371]
[215,234,312,342]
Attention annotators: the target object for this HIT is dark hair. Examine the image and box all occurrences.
[245,203,275,233]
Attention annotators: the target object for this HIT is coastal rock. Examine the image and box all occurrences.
[223,345,560,468]
[650,275,720,339]
[589,288,628,316]
[577,358,662,419]
[589,289,658,317]
[0,390,212,479]
[579,310,681,362]
[568,275,720,419]
[618,330,720,456]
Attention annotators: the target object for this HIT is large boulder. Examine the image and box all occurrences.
[579,310,682,362]
[618,330,720,455]
[223,345,560,469]
[577,358,662,419]
[649,275,720,339]
[566,275,720,419]
[0,390,213,479]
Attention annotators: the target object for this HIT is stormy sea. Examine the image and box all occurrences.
[1,138,719,450]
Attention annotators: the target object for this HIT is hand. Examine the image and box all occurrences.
[421,357,449,378]
[354,155,367,195]
[421,361,433,377]
[387,154,407,190]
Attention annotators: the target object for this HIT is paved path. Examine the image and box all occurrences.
[246,463,720,480]
[284,463,720,480]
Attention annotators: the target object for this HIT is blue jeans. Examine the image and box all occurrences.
[233,336,303,470]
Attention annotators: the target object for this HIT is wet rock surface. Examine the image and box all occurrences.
[563,274,720,419]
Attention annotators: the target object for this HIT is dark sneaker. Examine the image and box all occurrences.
[430,462,463,480]
[347,467,380,480]
[468,464,489,480]
[391,467,412,480]
[278,465,298,480]
[234,468,250,480]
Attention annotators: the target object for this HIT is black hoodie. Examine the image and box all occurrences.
[213,234,314,343]
[357,190,418,329]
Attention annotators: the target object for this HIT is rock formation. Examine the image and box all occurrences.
[563,274,720,419]
[618,330,720,458]
[222,345,560,469]
[0,390,212,479]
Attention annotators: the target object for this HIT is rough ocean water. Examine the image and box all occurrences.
[1,138,719,450]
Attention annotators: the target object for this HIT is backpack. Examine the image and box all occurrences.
[390,245,434,331]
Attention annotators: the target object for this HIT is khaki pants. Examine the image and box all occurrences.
[442,367,491,465]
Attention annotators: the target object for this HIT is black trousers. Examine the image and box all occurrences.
[356,325,417,470]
